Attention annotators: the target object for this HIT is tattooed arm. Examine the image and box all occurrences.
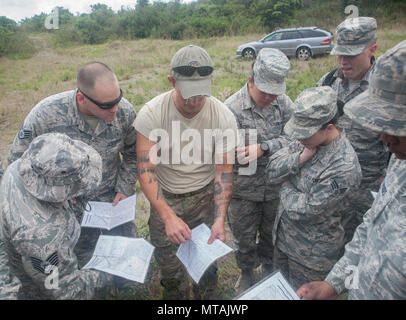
[136,131,191,244]
[208,153,234,244]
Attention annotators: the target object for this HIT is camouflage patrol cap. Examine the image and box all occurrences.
[18,133,102,203]
[345,40,406,136]
[252,48,290,95]
[171,45,213,99]
[284,86,338,139]
[331,17,377,56]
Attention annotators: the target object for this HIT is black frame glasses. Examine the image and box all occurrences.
[78,88,123,110]
[172,66,213,77]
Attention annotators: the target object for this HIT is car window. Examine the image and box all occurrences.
[264,32,283,42]
[299,30,327,38]
[281,31,302,40]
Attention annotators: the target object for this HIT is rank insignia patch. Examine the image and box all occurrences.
[18,129,32,140]
[30,252,59,274]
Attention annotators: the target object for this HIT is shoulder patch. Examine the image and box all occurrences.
[330,180,339,191]
[18,128,32,140]
[30,252,59,274]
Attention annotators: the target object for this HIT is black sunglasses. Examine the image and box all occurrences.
[79,88,123,110]
[172,66,213,77]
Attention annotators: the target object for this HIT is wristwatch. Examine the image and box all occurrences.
[260,142,270,155]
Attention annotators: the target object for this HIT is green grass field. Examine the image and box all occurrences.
[0,24,405,300]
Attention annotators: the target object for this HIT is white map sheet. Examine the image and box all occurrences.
[83,235,154,283]
[81,194,136,230]
[176,223,233,284]
[236,270,299,300]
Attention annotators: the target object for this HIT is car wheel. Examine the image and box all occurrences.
[242,48,256,59]
[296,47,311,61]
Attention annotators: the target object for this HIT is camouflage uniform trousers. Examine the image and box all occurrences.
[273,246,330,291]
[149,181,218,300]
[227,198,278,274]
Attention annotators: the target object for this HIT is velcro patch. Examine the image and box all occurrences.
[30,252,59,274]
[331,180,339,191]
[18,129,32,140]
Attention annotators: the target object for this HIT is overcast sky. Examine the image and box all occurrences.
[1,0,193,22]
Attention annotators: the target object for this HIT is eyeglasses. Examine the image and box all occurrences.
[78,88,123,110]
[172,66,213,77]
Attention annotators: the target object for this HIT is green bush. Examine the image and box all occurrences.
[50,25,81,48]
[0,26,36,59]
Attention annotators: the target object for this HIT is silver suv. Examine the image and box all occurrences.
[236,27,333,60]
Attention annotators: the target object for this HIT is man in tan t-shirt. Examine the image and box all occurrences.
[134,45,238,299]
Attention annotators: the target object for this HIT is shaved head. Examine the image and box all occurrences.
[77,62,117,95]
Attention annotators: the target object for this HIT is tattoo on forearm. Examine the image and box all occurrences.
[138,150,151,163]
[213,174,233,220]
[157,184,164,200]
[221,172,233,183]
[138,168,156,175]
[214,203,221,220]
[214,182,222,196]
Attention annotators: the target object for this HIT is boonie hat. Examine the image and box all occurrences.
[252,48,290,95]
[284,86,338,139]
[18,133,102,202]
[331,17,377,56]
[345,40,406,136]
[171,45,213,99]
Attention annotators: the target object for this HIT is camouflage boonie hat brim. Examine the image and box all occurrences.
[18,133,102,202]
[171,45,213,99]
[331,17,377,56]
[284,86,338,140]
[284,118,323,140]
[253,48,290,95]
[345,40,406,136]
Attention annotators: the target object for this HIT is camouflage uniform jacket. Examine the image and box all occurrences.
[0,158,4,182]
[224,84,293,201]
[326,156,406,299]
[0,237,21,299]
[267,132,362,271]
[318,59,388,188]
[0,161,113,299]
[7,90,138,200]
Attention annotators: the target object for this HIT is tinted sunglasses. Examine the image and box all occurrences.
[172,66,213,77]
[79,88,123,110]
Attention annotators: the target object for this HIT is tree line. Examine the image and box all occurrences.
[0,0,404,57]
[18,0,304,45]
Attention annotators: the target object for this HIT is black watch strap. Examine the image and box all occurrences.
[260,142,270,155]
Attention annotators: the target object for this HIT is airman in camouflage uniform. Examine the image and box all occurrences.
[267,86,361,290]
[0,238,21,299]
[0,158,21,300]
[297,40,406,300]
[0,133,114,299]
[7,62,138,267]
[224,48,293,293]
[317,17,389,245]
[0,158,4,181]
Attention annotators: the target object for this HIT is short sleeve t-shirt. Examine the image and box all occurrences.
[134,90,238,194]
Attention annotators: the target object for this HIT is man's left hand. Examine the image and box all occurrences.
[207,218,226,244]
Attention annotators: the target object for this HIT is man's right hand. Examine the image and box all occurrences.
[164,214,192,244]
[296,281,338,300]
[299,147,317,165]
